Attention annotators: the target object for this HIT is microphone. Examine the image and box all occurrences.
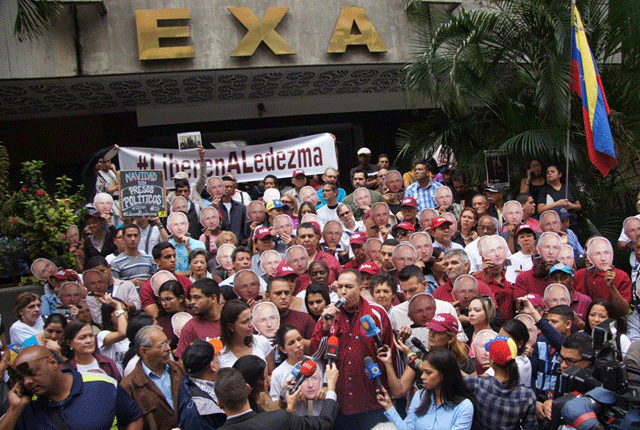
[325,336,339,366]
[324,297,347,320]
[360,315,385,349]
[287,361,302,383]
[411,337,429,356]
[280,359,317,401]
[363,356,385,393]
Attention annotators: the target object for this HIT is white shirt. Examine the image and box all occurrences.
[505,251,533,284]
[97,331,130,375]
[389,299,467,342]
[433,240,463,252]
[618,214,640,244]
[316,204,341,225]
[218,335,273,369]
[10,318,44,345]
[464,238,483,273]
[270,360,297,401]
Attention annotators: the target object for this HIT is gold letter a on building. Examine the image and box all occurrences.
[327,7,387,53]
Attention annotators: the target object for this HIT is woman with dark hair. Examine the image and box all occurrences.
[10,292,44,345]
[156,280,192,352]
[465,336,537,430]
[584,298,630,354]
[458,207,479,246]
[233,354,279,413]
[537,164,582,228]
[424,247,447,289]
[298,202,317,225]
[377,349,474,430]
[270,326,306,401]
[218,300,274,371]
[465,295,499,345]
[189,248,212,282]
[21,313,68,360]
[121,314,155,376]
[62,319,122,381]
[496,319,532,387]
[519,159,546,210]
[304,284,330,322]
[98,295,129,374]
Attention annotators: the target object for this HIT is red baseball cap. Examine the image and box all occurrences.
[358,261,381,276]
[427,313,458,333]
[253,226,272,240]
[292,169,306,178]
[523,293,545,309]
[430,216,452,230]
[392,222,416,235]
[350,231,368,245]
[400,197,418,208]
[274,265,296,277]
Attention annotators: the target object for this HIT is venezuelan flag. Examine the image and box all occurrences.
[570,5,616,177]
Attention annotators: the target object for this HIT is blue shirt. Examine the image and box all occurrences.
[405,180,442,211]
[40,293,62,318]
[384,390,474,430]
[316,187,346,207]
[15,369,141,430]
[142,361,175,409]
[169,237,206,272]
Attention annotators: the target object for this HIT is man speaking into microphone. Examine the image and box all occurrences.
[311,269,396,430]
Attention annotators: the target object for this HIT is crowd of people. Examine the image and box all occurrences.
[1,147,638,430]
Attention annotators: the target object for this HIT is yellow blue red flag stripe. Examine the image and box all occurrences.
[570,5,616,176]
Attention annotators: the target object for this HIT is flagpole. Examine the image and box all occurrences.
[565,1,575,200]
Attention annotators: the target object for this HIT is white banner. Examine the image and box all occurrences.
[118,133,337,186]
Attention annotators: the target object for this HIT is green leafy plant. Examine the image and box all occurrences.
[0,160,85,278]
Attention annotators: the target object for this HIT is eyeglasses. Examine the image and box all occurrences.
[338,211,351,217]
[559,355,584,366]
[148,341,170,350]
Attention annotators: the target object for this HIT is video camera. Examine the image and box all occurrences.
[545,319,640,430]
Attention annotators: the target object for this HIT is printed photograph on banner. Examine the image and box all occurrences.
[177,131,202,151]
[484,150,509,187]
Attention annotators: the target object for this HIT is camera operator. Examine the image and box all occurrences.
[540,332,595,420]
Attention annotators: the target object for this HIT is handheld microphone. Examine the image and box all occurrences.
[360,315,385,349]
[287,362,302,383]
[363,356,385,392]
[324,297,347,320]
[325,336,339,366]
[411,337,429,356]
[280,359,317,401]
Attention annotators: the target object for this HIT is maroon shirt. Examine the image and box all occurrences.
[432,279,497,303]
[574,268,632,303]
[280,309,316,339]
[476,270,515,321]
[514,269,551,299]
[140,274,192,309]
[175,315,221,358]
[310,297,395,416]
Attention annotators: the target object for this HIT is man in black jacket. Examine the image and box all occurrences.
[220,175,249,245]
[215,364,339,430]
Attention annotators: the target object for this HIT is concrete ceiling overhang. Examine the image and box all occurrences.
[0,63,432,125]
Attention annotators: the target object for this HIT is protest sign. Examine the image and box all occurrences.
[118,170,167,217]
[118,133,337,188]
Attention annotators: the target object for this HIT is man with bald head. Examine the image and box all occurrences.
[434,186,463,220]
[464,215,501,273]
[477,235,515,320]
[3,346,142,430]
[574,237,631,316]
[619,216,640,254]
[514,232,562,298]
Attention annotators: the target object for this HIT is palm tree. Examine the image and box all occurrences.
[14,0,61,42]
[399,0,640,241]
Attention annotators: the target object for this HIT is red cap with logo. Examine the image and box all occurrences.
[292,169,306,178]
[358,261,381,275]
[274,265,296,277]
[427,313,459,333]
[400,196,418,208]
[253,226,272,240]
[431,216,452,230]
[350,231,368,245]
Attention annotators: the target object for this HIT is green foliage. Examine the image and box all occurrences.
[399,0,640,245]
[14,0,61,42]
[0,160,85,271]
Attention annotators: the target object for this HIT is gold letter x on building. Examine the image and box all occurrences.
[229,7,295,56]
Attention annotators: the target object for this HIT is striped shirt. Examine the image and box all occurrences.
[404,180,442,211]
[111,252,155,281]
